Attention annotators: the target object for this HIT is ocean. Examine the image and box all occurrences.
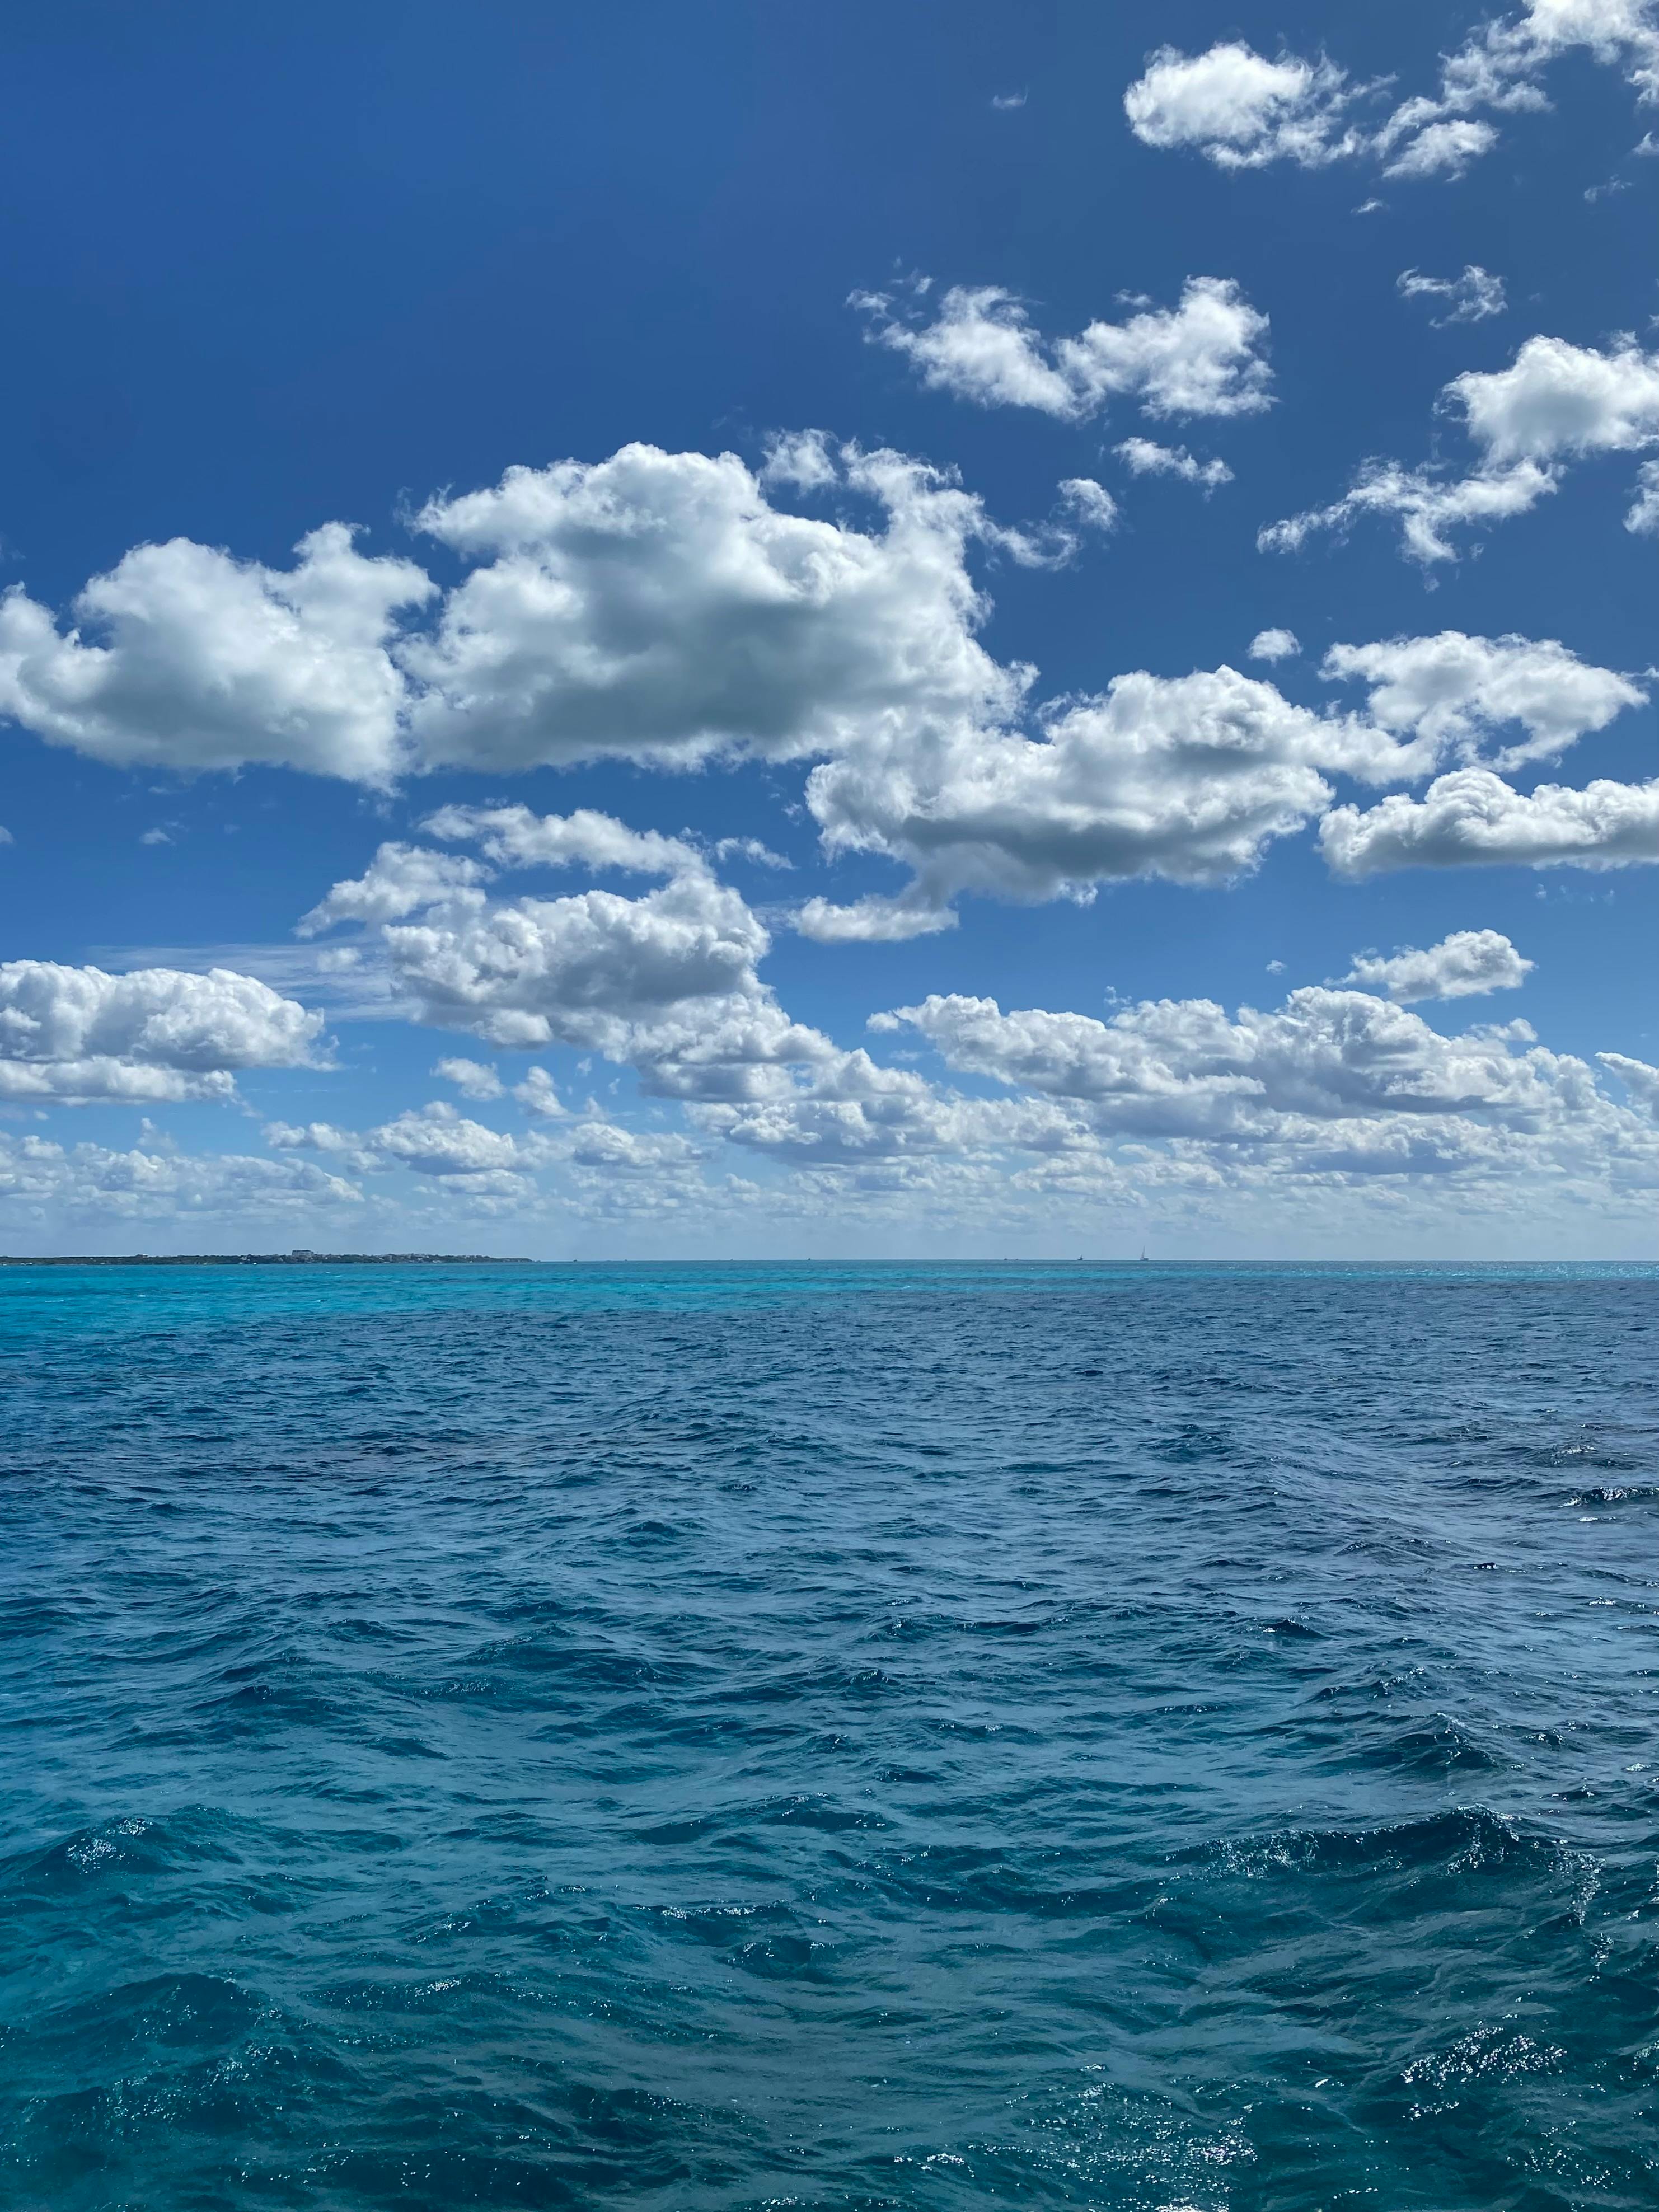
[2,1261,1655,2210]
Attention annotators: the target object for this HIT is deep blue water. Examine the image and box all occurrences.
[2,1261,1657,2211]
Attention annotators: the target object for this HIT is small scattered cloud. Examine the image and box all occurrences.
[1114,438,1233,491]
[713,836,793,869]
[852,275,1273,421]
[1383,118,1497,179]
[433,1056,504,1099]
[1397,265,1507,325]
[1341,928,1533,1002]
[513,1067,566,1118]
[1627,458,1659,535]
[1263,334,1659,564]
[1058,476,1121,531]
[1126,8,1659,184]
[1248,628,1301,663]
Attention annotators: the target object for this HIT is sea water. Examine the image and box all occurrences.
[1,1262,1655,2210]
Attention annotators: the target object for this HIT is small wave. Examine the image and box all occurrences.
[1349,1716,1506,1778]
[1187,1806,1546,1883]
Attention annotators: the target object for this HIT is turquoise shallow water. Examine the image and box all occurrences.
[2,1262,1656,2210]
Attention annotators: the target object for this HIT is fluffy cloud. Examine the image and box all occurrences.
[852,278,1272,421]
[0,526,432,784]
[513,1067,566,1118]
[1341,930,1533,1001]
[1122,43,1369,168]
[793,891,961,944]
[796,634,1632,925]
[1382,118,1499,177]
[266,1096,706,1202]
[1380,1,1659,167]
[433,1056,504,1099]
[1598,1051,1659,1116]
[557,1119,703,1174]
[1127,7,1659,179]
[1114,439,1234,490]
[885,986,1655,1196]
[1263,336,1659,563]
[1249,629,1301,663]
[0,443,1023,786]
[267,1101,550,1202]
[0,962,323,1103]
[298,845,491,934]
[0,1132,360,1224]
[1318,631,1645,769]
[422,804,704,878]
[1397,265,1508,324]
[1058,477,1121,533]
[1628,458,1659,533]
[798,666,1366,920]
[1260,457,1557,566]
[693,1048,1094,1169]
[1321,768,1659,874]
[400,442,1020,772]
[301,809,833,1099]
[1452,335,1659,465]
[350,1103,526,1178]
[381,873,764,1055]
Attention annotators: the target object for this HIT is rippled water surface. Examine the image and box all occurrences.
[2,1261,1657,2210]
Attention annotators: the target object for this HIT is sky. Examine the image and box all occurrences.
[0,0,1655,1259]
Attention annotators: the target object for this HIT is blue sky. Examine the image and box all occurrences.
[0,0,1655,1257]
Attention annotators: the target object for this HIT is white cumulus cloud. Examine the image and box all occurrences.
[1342,929,1534,1001]
[1319,631,1646,769]
[853,278,1273,421]
[0,443,1028,789]
[1122,43,1370,168]
[267,1100,552,1201]
[1320,768,1659,874]
[1453,335,1659,465]
[1623,457,1659,533]
[886,986,1652,1193]
[399,442,1022,774]
[0,1133,362,1224]
[1263,335,1659,564]
[800,666,1379,918]
[1114,439,1234,490]
[1597,1051,1659,1116]
[0,526,433,784]
[794,631,1635,927]
[1249,629,1301,662]
[1383,119,1500,177]
[297,844,491,935]
[433,1056,504,1099]
[301,809,833,1100]
[1127,7,1659,180]
[0,963,324,1103]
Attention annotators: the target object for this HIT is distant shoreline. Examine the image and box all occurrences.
[0,1253,536,1267]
